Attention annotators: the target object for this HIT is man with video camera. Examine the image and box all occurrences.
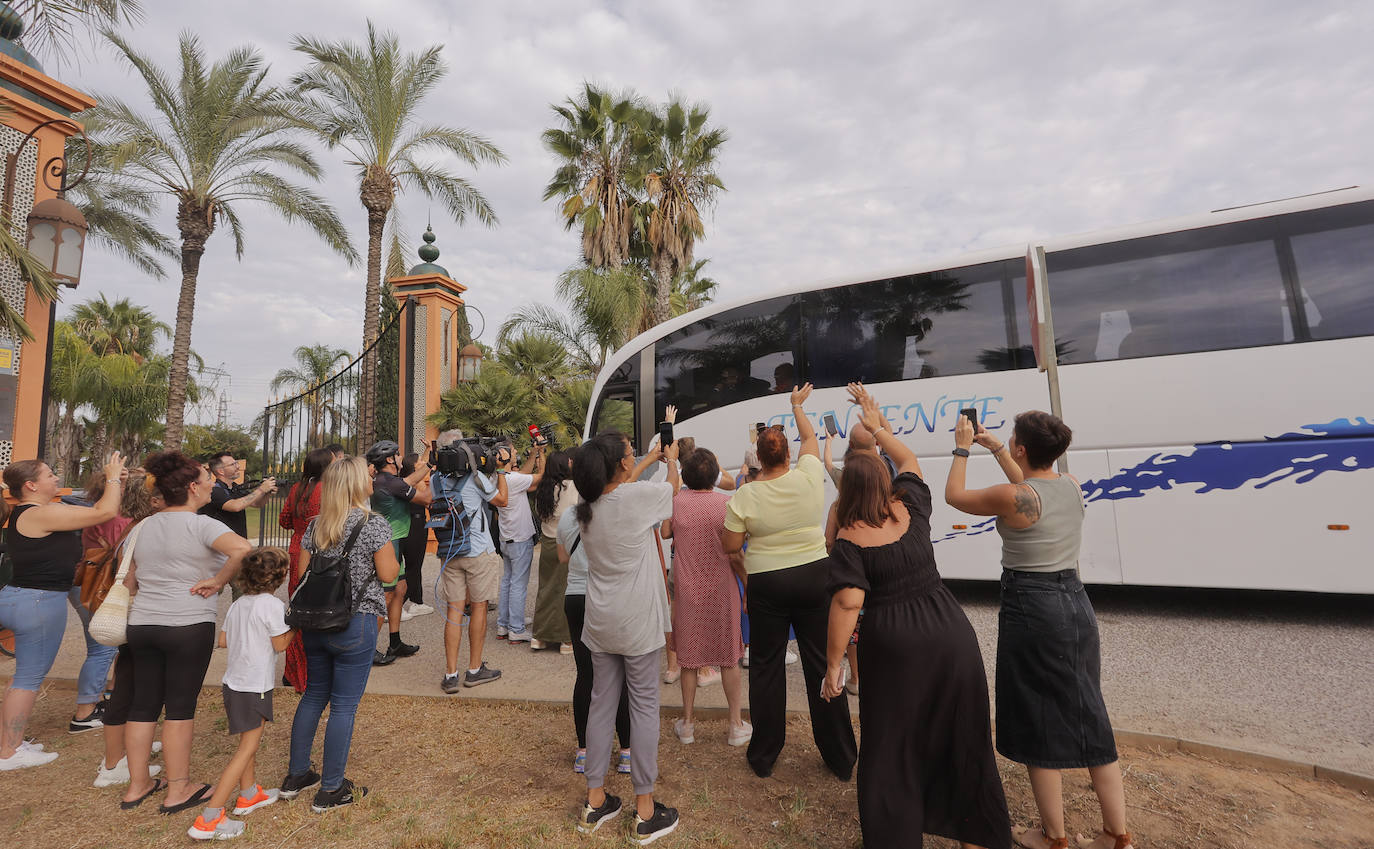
[200,452,276,539]
[429,430,508,694]
[494,437,544,645]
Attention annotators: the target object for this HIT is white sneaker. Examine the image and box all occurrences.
[673,718,695,744]
[727,720,753,747]
[0,746,58,770]
[400,602,417,622]
[409,603,435,617]
[496,625,509,638]
[93,756,162,787]
[18,740,43,752]
[784,650,799,665]
[529,638,547,650]
[507,630,532,644]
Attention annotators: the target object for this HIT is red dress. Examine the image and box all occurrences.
[279,482,323,692]
[670,489,744,668]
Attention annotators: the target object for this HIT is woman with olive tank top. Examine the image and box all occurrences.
[945,411,1134,849]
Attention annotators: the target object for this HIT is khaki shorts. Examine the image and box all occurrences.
[439,552,501,607]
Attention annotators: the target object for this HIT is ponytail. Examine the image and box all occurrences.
[572,431,628,528]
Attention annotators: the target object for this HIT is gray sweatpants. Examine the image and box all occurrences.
[585,649,661,795]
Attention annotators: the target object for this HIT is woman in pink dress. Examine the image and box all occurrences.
[661,447,751,747]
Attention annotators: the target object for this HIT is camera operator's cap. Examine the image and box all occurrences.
[365,440,401,466]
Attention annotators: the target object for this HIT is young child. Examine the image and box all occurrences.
[188,547,294,841]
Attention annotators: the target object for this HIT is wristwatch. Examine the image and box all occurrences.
[951,448,970,458]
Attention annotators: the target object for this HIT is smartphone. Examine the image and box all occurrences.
[755,421,766,433]
[960,407,979,430]
[823,413,838,437]
[658,421,675,448]
[747,424,758,444]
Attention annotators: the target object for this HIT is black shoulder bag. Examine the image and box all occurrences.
[286,520,374,632]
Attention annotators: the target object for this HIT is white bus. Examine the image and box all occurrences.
[584,188,1374,594]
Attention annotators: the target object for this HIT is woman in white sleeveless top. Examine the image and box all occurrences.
[945,411,1133,849]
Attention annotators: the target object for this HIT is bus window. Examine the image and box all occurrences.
[591,352,640,446]
[1048,229,1289,363]
[803,259,1022,386]
[655,295,802,422]
[1288,216,1374,342]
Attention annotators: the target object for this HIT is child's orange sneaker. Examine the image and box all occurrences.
[187,808,244,840]
[231,785,280,816]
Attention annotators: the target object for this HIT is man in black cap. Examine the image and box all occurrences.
[365,440,432,665]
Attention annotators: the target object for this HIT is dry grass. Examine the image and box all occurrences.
[1,680,1370,848]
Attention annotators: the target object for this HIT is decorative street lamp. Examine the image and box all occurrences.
[458,342,484,382]
[1,117,92,289]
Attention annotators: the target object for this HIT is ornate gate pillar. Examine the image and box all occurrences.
[389,227,466,456]
[0,17,96,467]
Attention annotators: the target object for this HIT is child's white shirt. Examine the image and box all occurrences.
[221,593,289,694]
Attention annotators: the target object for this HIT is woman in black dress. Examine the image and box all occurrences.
[823,384,1010,849]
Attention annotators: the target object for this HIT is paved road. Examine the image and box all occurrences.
[9,558,1372,775]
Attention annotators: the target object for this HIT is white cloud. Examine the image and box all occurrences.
[48,0,1374,428]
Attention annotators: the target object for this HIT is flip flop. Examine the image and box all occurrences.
[119,777,168,810]
[158,782,212,815]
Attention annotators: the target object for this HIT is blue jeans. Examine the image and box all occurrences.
[0,586,68,691]
[288,613,376,791]
[497,536,536,635]
[67,587,118,705]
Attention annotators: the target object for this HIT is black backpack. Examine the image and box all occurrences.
[286,519,374,632]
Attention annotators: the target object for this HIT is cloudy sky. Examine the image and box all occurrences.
[42,0,1374,425]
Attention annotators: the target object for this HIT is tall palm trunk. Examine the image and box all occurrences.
[651,253,674,326]
[165,198,213,452]
[359,167,394,449]
[91,420,109,470]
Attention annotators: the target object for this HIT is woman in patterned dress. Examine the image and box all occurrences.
[661,447,751,747]
[277,448,333,692]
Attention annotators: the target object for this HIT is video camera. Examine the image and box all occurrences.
[431,436,502,478]
[527,422,557,447]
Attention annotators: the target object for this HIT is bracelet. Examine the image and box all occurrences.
[991,444,1007,455]
[106,478,122,485]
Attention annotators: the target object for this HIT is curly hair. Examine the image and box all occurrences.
[235,546,289,595]
[86,468,158,522]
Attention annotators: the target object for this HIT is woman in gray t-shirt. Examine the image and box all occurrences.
[569,430,682,844]
[123,451,252,814]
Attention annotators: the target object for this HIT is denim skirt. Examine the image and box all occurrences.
[995,568,1118,769]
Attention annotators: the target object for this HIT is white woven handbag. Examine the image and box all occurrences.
[88,521,144,647]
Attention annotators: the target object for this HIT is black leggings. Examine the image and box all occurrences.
[564,594,630,749]
[403,516,428,604]
[103,644,135,726]
[127,622,215,722]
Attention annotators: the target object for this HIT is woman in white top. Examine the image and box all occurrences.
[570,431,682,845]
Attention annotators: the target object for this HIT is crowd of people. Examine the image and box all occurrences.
[0,382,1133,849]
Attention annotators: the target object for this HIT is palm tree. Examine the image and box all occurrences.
[66,125,176,278]
[89,31,357,452]
[270,343,351,445]
[670,258,718,316]
[67,294,167,360]
[639,97,727,324]
[500,263,645,375]
[542,83,648,269]
[6,1,141,61]
[496,332,571,398]
[291,22,506,449]
[427,366,539,444]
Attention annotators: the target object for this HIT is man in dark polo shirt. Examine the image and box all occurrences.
[365,440,432,665]
[200,453,276,538]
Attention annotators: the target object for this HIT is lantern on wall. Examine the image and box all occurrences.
[25,194,87,287]
[458,342,483,382]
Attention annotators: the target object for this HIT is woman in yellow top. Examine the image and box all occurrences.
[723,383,857,780]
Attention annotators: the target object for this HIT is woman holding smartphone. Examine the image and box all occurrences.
[944,411,1132,849]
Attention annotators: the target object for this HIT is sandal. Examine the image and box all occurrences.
[1077,829,1134,849]
[158,782,212,815]
[1015,824,1069,849]
[119,777,167,810]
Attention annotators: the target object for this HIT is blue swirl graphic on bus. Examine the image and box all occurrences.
[1080,417,1374,502]
[934,418,1373,543]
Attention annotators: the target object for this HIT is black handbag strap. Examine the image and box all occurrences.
[568,533,581,556]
